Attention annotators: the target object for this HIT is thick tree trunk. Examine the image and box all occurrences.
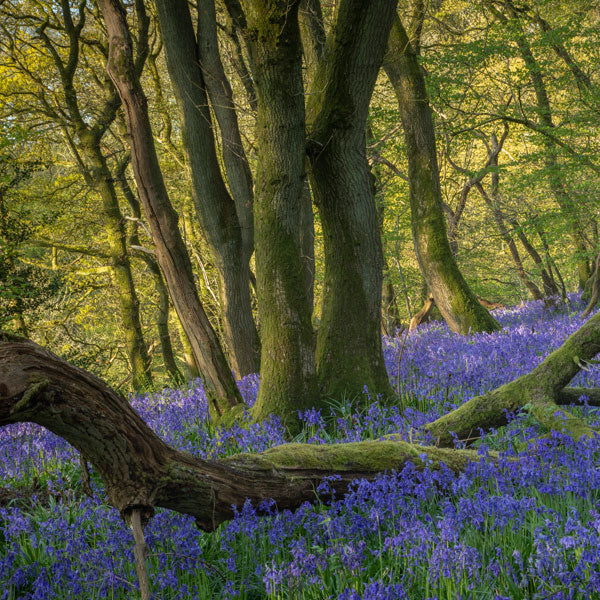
[0,333,487,531]
[97,0,243,417]
[307,0,397,401]
[384,15,500,335]
[1,319,597,530]
[155,0,260,378]
[427,310,600,446]
[241,0,318,426]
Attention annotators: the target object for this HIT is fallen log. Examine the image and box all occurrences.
[0,333,484,531]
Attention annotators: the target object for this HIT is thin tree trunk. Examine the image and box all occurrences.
[117,169,184,385]
[384,15,500,334]
[80,142,152,391]
[582,250,600,318]
[155,0,260,378]
[490,2,591,288]
[97,0,243,417]
[478,182,543,301]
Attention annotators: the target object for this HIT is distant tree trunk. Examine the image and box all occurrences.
[306,0,397,401]
[116,168,183,385]
[509,219,559,298]
[582,250,600,318]
[79,141,153,391]
[242,0,318,426]
[478,182,543,301]
[174,318,200,381]
[155,0,260,378]
[490,2,591,288]
[97,0,243,417]
[371,129,403,336]
[384,15,500,335]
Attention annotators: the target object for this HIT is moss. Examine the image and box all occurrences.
[230,440,488,475]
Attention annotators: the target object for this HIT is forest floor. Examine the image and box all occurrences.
[1,296,600,599]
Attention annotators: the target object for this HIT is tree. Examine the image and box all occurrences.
[306,0,398,400]
[0,0,154,389]
[1,308,598,525]
[154,0,260,378]
[97,0,243,417]
[384,14,500,334]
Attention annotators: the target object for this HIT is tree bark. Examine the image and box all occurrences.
[240,0,319,426]
[384,15,500,335]
[155,0,260,378]
[117,168,184,385]
[0,332,487,531]
[97,0,243,417]
[1,320,597,531]
[306,0,397,401]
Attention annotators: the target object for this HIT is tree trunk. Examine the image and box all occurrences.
[1,319,597,530]
[80,141,153,391]
[117,169,184,385]
[384,15,500,335]
[306,0,397,401]
[241,0,319,426]
[97,0,243,417]
[155,0,260,378]
[494,3,591,289]
[476,182,543,301]
[0,332,487,531]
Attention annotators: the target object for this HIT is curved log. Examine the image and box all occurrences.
[426,311,600,445]
[0,333,482,531]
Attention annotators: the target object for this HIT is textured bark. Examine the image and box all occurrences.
[307,0,397,401]
[155,0,260,378]
[80,141,153,391]
[97,0,243,416]
[241,0,319,425]
[0,333,489,531]
[384,15,500,335]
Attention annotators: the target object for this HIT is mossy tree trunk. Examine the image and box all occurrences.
[306,0,398,401]
[81,143,153,390]
[384,15,500,335]
[97,0,243,417]
[34,2,152,391]
[116,167,184,385]
[1,318,598,530]
[240,0,319,427]
[155,0,260,379]
[0,333,490,531]
[426,308,600,446]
